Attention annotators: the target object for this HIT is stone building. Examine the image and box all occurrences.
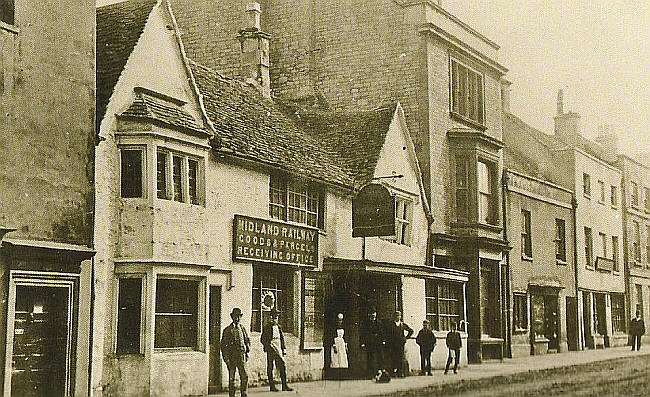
[93,1,467,395]
[615,154,650,343]
[169,0,510,364]
[0,0,95,395]
[503,91,626,351]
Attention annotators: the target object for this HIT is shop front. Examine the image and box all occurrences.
[528,286,562,355]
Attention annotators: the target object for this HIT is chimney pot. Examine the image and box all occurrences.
[246,2,262,30]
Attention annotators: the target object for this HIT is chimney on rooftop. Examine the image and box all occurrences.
[553,89,580,145]
[238,2,271,100]
[595,124,619,155]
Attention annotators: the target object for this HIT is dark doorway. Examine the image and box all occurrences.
[582,292,592,348]
[208,286,222,394]
[566,296,578,351]
[543,295,559,351]
[11,285,71,397]
[594,293,607,336]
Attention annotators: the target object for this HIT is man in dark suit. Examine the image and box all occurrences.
[385,311,413,377]
[631,310,645,351]
[444,321,462,374]
[222,307,251,397]
[360,310,385,378]
[260,309,293,392]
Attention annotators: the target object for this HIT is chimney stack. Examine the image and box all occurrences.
[553,89,580,145]
[500,78,511,113]
[238,2,271,100]
[595,124,619,155]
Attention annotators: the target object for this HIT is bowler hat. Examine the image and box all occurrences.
[230,307,243,317]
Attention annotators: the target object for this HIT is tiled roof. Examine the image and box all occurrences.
[189,60,362,188]
[97,0,157,129]
[119,87,205,133]
[293,105,396,186]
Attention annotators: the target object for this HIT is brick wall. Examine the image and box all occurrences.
[0,0,95,246]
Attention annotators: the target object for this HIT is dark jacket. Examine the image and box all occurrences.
[221,322,250,362]
[445,330,462,350]
[416,328,437,352]
[260,322,286,353]
[385,320,414,346]
[631,318,646,336]
[361,320,384,349]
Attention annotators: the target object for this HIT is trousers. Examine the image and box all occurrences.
[226,353,248,397]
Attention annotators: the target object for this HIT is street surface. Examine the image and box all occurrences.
[380,354,650,397]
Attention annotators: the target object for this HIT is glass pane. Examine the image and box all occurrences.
[117,278,142,354]
[172,156,183,202]
[121,149,142,198]
[157,152,167,199]
[188,159,198,204]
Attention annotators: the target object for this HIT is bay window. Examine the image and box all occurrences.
[478,160,497,225]
[154,278,199,349]
[156,149,203,205]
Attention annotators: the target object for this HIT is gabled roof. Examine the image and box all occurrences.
[189,60,357,188]
[293,104,396,186]
[97,0,157,128]
[118,87,205,134]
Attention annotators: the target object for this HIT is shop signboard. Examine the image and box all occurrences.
[233,215,318,267]
[352,183,395,237]
[595,256,613,272]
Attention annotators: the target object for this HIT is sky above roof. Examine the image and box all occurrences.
[96,0,650,155]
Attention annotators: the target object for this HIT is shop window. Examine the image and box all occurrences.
[513,293,528,331]
[156,149,203,205]
[455,156,470,221]
[450,58,484,126]
[269,173,323,228]
[0,0,14,25]
[584,227,593,267]
[583,173,591,197]
[154,278,199,349]
[301,274,325,349]
[598,180,605,203]
[478,160,497,225]
[633,221,641,263]
[251,266,293,333]
[383,196,413,246]
[120,148,143,198]
[599,232,607,258]
[521,210,532,259]
[555,219,566,263]
[480,264,499,336]
[631,182,639,208]
[611,294,626,333]
[425,279,463,331]
[611,185,618,207]
[116,277,142,354]
[612,236,619,272]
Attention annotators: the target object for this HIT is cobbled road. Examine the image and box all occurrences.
[375,355,650,397]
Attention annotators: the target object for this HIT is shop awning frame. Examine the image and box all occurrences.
[323,257,469,282]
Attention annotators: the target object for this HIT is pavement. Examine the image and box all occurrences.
[209,347,650,397]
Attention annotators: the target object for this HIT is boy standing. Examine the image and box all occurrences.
[415,319,436,375]
[444,321,461,375]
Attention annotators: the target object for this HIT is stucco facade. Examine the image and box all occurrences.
[0,0,95,395]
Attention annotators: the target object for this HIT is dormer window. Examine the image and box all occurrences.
[269,173,323,228]
[156,149,203,205]
[382,196,413,246]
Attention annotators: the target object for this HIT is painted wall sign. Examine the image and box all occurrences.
[233,215,318,267]
[595,256,613,272]
[352,183,395,237]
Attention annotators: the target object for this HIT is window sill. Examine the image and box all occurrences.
[585,265,595,271]
[521,255,533,262]
[611,205,618,210]
[583,193,591,200]
[450,112,487,131]
[513,328,528,334]
[153,348,202,354]
[0,21,19,34]
[556,259,568,266]
[477,221,502,233]
[598,200,605,205]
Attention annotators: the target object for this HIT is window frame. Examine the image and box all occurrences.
[120,147,146,199]
[425,279,464,332]
[269,173,324,229]
[477,159,498,225]
[455,156,470,222]
[631,181,639,208]
[644,187,650,213]
[633,221,642,263]
[583,173,591,198]
[382,195,414,246]
[611,293,626,334]
[555,218,567,264]
[115,276,145,355]
[155,148,204,206]
[449,57,485,127]
[598,180,605,204]
[611,185,618,208]
[612,235,620,272]
[521,209,532,259]
[153,277,201,350]
[0,0,14,26]
[251,265,294,334]
[584,227,593,268]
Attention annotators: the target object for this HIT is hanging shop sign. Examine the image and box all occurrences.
[352,183,395,237]
[233,215,318,267]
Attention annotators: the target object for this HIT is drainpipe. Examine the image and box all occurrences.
[502,170,511,358]
[88,257,95,396]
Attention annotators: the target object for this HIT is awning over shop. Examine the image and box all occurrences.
[2,238,95,272]
[323,257,469,282]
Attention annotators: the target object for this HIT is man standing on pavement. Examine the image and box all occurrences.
[361,310,385,378]
[222,307,251,397]
[444,321,461,374]
[631,310,645,351]
[416,319,436,375]
[260,309,293,392]
[386,311,413,377]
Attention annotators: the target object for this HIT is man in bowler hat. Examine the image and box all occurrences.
[222,308,251,397]
[260,309,293,392]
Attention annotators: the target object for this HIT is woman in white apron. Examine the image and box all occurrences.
[330,313,348,377]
